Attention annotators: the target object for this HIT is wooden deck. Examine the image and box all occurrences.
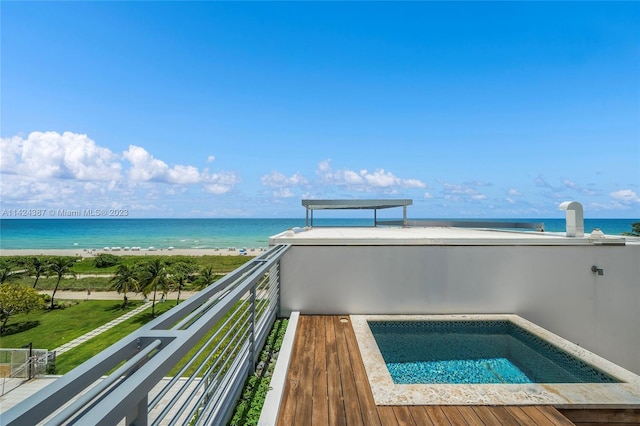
[277,315,576,425]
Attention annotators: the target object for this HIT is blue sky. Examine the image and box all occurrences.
[1,1,639,218]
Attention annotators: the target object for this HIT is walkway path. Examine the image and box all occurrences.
[1,301,153,402]
[53,301,152,355]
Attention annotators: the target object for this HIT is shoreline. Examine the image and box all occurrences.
[0,248,264,258]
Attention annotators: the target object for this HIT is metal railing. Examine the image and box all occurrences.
[377,219,545,232]
[1,347,50,396]
[3,244,290,426]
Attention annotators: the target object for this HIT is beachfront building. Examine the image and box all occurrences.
[2,199,639,425]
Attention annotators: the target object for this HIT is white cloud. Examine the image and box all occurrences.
[442,182,476,195]
[261,171,308,187]
[363,169,425,188]
[203,171,240,194]
[0,132,241,215]
[0,175,77,205]
[0,135,23,173]
[123,145,238,190]
[273,188,294,198]
[440,181,487,202]
[1,131,121,180]
[122,145,202,184]
[507,188,522,196]
[203,184,231,195]
[424,192,433,199]
[316,159,425,191]
[403,178,426,188]
[343,170,364,185]
[207,155,216,163]
[167,165,201,184]
[506,197,516,204]
[610,189,640,204]
[317,159,331,172]
[260,171,308,200]
[123,145,173,182]
[563,179,598,196]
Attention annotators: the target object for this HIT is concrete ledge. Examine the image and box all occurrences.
[258,311,299,426]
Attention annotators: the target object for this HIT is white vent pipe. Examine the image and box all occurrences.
[558,201,584,237]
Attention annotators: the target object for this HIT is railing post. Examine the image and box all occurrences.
[22,343,33,379]
[276,262,281,317]
[249,285,256,375]
[3,245,290,426]
[126,394,148,426]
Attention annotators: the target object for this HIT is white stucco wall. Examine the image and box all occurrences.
[279,245,640,374]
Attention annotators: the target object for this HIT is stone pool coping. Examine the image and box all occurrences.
[350,314,640,408]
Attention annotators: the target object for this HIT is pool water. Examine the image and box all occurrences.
[368,320,619,385]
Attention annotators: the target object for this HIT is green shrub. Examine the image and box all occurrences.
[229,318,288,426]
[94,253,120,268]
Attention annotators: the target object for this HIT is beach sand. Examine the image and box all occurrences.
[0,248,264,258]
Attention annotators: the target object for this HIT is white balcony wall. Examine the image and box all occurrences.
[279,245,640,374]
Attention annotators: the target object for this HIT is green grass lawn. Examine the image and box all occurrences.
[16,276,113,291]
[16,270,223,292]
[0,300,145,350]
[7,255,252,291]
[55,302,174,374]
[71,255,253,274]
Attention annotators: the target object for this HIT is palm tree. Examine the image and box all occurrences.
[0,260,19,285]
[622,222,640,237]
[194,266,216,290]
[47,257,76,309]
[109,264,139,308]
[140,259,169,317]
[26,257,47,289]
[170,261,198,306]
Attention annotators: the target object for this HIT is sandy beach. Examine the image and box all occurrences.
[0,247,265,258]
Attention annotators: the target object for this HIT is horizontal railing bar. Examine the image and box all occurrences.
[187,337,251,425]
[149,296,251,412]
[200,342,252,426]
[194,339,251,426]
[85,292,252,423]
[168,323,249,426]
[195,314,252,392]
[171,287,231,331]
[378,219,545,231]
[71,246,289,425]
[154,266,255,331]
[151,244,289,331]
[3,336,146,425]
[48,339,162,426]
[4,244,290,426]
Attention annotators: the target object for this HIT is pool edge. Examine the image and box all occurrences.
[351,314,640,408]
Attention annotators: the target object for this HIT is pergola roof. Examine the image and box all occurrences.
[301,199,412,210]
[301,199,412,227]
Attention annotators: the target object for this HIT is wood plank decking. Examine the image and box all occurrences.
[277,315,576,425]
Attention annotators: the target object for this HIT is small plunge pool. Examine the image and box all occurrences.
[368,320,618,385]
[351,314,640,406]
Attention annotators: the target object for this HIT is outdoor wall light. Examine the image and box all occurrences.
[591,265,604,276]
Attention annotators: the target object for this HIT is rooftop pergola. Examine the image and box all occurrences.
[301,199,413,227]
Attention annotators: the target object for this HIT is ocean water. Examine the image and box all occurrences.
[0,218,636,250]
